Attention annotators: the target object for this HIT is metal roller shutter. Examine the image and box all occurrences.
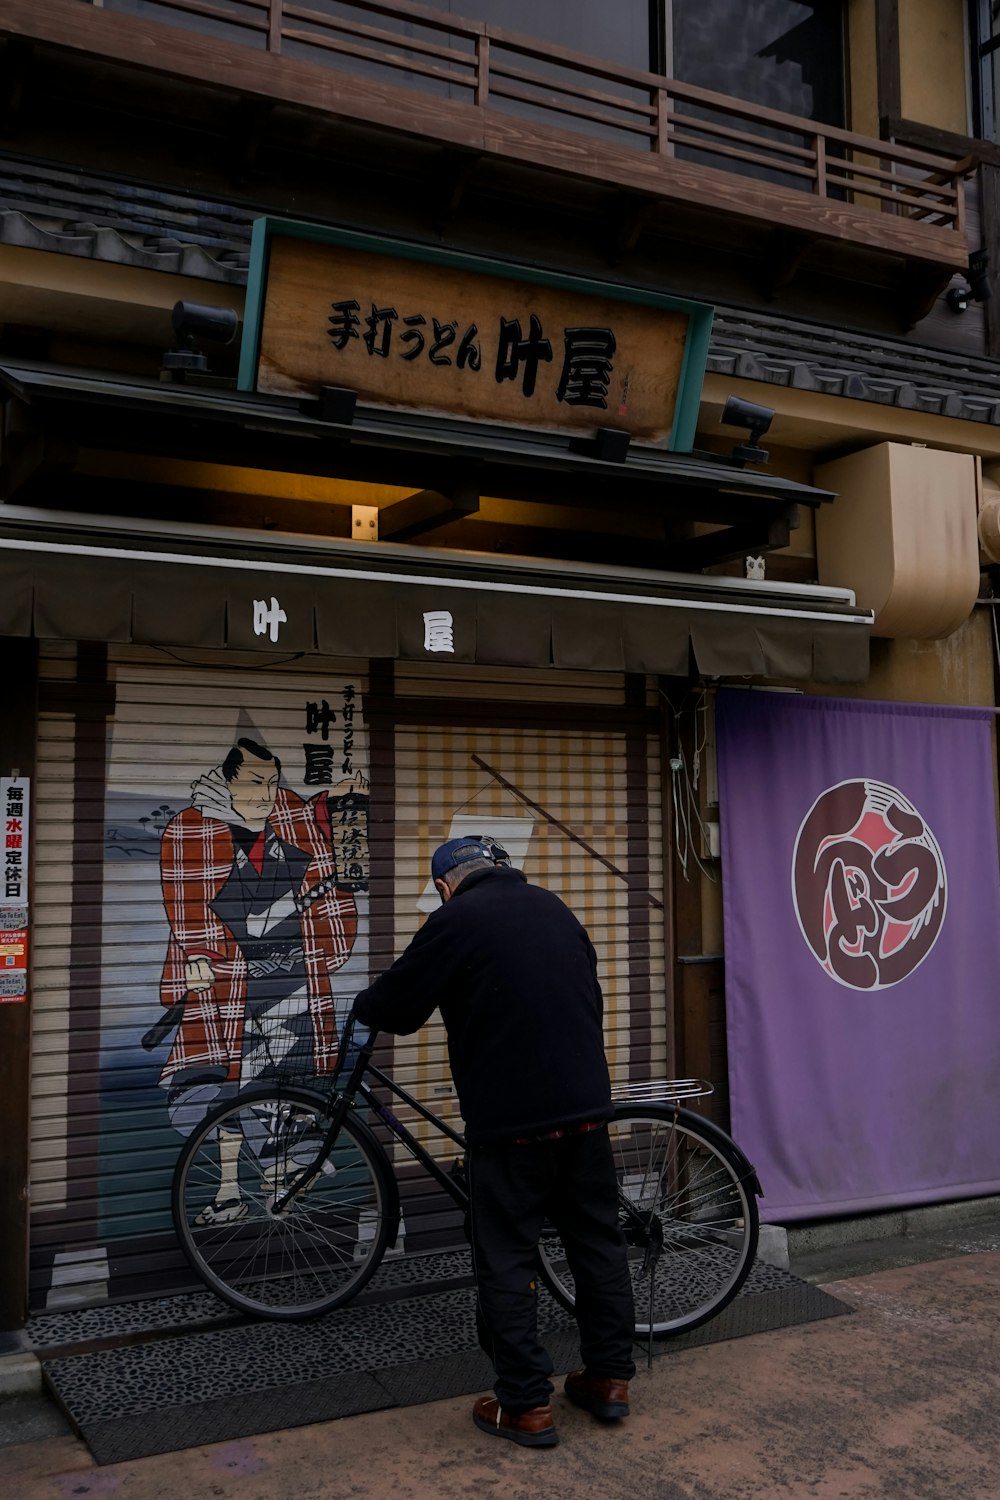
[380,663,666,1256]
[30,645,80,1307]
[29,648,665,1306]
[30,647,373,1308]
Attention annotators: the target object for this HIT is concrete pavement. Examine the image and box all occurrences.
[1,1248,997,1500]
[787,1195,1000,1285]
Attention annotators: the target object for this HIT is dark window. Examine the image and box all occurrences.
[284,2,844,171]
[106,0,267,50]
[670,1,844,126]
[419,1,657,149]
[444,0,653,72]
[284,2,654,145]
[426,2,845,152]
[667,2,845,190]
[971,0,1000,142]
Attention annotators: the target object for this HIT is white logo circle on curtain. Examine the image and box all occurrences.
[791,779,947,990]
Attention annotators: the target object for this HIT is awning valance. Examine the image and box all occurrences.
[0,523,872,684]
[0,359,835,529]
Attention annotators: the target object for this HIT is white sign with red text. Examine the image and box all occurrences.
[1,776,28,906]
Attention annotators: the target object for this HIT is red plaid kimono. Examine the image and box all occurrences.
[158,787,357,1083]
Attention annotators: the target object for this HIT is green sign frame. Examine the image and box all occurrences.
[238,216,714,453]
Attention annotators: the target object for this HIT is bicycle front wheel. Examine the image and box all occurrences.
[537,1104,759,1339]
[172,1086,393,1320]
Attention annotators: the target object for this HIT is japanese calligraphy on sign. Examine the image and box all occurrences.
[252,596,287,644]
[244,228,711,448]
[422,611,455,653]
[1,777,28,906]
[0,778,28,1002]
[301,686,370,891]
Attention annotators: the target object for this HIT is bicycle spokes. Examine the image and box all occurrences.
[175,1090,389,1318]
[536,1106,758,1339]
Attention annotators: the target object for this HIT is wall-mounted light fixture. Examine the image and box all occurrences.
[946,248,992,313]
[720,395,774,464]
[162,301,240,376]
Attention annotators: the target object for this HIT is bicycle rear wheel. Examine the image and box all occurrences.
[172,1085,393,1320]
[536,1104,759,1338]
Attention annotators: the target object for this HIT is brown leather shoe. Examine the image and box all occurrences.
[565,1369,630,1419]
[472,1395,558,1447]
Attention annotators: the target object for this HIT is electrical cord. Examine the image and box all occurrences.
[663,689,718,883]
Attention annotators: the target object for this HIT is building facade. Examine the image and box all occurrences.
[1,0,999,1324]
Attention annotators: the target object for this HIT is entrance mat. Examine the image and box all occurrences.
[79,1372,396,1467]
[650,1278,850,1355]
[28,1247,476,1354]
[41,1266,852,1465]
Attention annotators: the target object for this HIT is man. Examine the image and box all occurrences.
[352,836,636,1449]
[157,739,362,1222]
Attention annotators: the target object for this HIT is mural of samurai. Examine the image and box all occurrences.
[155,737,367,1224]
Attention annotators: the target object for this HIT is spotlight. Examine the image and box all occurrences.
[162,301,240,374]
[720,395,774,464]
[946,248,991,314]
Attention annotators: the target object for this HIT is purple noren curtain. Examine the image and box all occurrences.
[717,689,1000,1222]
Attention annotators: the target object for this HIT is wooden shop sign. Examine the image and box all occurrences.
[239,220,713,450]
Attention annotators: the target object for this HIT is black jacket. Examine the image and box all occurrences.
[352,865,613,1144]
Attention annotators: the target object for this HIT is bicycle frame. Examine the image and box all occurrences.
[176,1010,761,1337]
[270,1021,755,1274]
[273,1024,471,1220]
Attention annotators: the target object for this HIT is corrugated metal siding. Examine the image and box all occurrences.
[30,648,373,1307]
[384,664,665,1253]
[29,648,665,1305]
[30,707,74,1212]
[390,724,664,1097]
[31,642,90,1307]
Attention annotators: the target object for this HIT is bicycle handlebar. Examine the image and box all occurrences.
[334,1009,379,1091]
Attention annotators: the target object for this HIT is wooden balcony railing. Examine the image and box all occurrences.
[9,0,974,265]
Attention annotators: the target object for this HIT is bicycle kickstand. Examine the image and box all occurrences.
[640,1236,662,1371]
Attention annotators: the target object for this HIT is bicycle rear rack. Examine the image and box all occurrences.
[611,1078,714,1104]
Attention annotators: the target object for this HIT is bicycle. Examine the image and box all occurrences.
[172,1015,762,1341]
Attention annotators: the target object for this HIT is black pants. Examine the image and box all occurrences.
[467,1125,636,1412]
